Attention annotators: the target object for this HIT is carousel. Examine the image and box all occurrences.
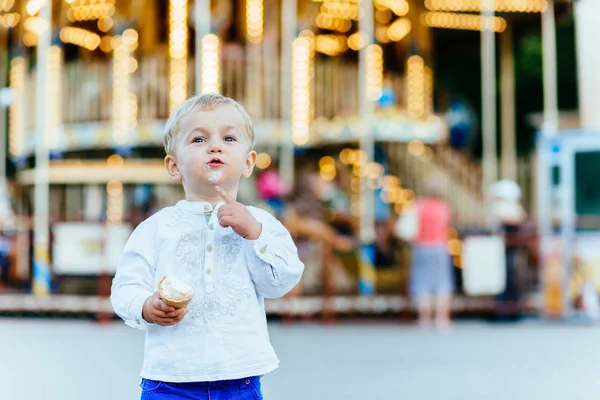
[0,0,558,318]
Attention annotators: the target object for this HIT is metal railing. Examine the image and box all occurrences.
[23,47,406,129]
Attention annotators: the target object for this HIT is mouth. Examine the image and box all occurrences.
[206,158,225,168]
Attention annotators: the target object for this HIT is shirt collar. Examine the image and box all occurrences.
[176,200,225,214]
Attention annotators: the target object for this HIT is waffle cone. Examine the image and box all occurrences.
[161,296,192,309]
[158,276,194,309]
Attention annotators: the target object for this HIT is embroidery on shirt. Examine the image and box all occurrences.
[168,209,201,230]
[168,206,252,321]
[188,232,250,320]
[167,209,205,289]
[177,232,205,288]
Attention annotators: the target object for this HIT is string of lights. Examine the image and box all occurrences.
[169,0,187,110]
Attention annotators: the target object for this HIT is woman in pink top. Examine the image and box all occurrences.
[410,180,453,329]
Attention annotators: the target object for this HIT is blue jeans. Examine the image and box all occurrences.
[140,376,263,400]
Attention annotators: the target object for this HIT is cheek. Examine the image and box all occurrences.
[233,149,252,167]
[178,155,203,174]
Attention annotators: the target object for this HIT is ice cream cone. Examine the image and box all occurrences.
[158,276,194,309]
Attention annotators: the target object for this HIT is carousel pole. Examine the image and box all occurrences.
[33,0,52,295]
[246,0,264,117]
[169,0,188,111]
[0,25,10,221]
[195,0,216,94]
[542,0,558,137]
[279,0,296,185]
[358,0,376,295]
[541,0,567,318]
[481,0,498,214]
[0,27,7,188]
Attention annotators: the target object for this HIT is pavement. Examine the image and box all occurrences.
[2,318,599,400]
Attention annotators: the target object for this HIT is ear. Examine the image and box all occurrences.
[243,150,257,178]
[164,154,182,181]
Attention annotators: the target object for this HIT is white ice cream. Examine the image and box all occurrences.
[160,276,193,299]
[207,170,222,184]
[205,164,222,184]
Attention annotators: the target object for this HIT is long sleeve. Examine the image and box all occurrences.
[245,208,304,299]
[110,219,157,330]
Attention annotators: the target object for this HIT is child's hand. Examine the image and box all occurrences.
[142,292,187,326]
[215,186,262,240]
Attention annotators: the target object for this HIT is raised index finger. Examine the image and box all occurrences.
[215,186,235,204]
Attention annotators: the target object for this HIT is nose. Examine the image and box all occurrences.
[208,139,223,153]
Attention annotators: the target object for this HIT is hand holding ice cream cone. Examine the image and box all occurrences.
[142,276,194,326]
[158,276,194,308]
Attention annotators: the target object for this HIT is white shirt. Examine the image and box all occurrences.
[110,200,304,382]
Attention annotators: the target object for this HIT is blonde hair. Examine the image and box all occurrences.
[163,94,255,155]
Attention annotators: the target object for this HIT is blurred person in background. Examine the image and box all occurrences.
[256,167,289,218]
[284,166,354,252]
[396,177,453,329]
[327,161,358,240]
[0,181,15,291]
[283,167,354,296]
[490,180,528,321]
[0,179,14,226]
[0,235,9,290]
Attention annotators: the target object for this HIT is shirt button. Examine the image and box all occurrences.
[245,379,250,385]
[203,205,210,212]
[136,318,140,325]
[208,223,215,230]
[206,269,212,275]
[207,245,213,252]
[260,245,267,254]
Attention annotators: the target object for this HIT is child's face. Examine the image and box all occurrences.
[165,104,256,198]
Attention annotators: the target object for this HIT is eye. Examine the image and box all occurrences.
[192,137,205,144]
[224,136,236,142]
